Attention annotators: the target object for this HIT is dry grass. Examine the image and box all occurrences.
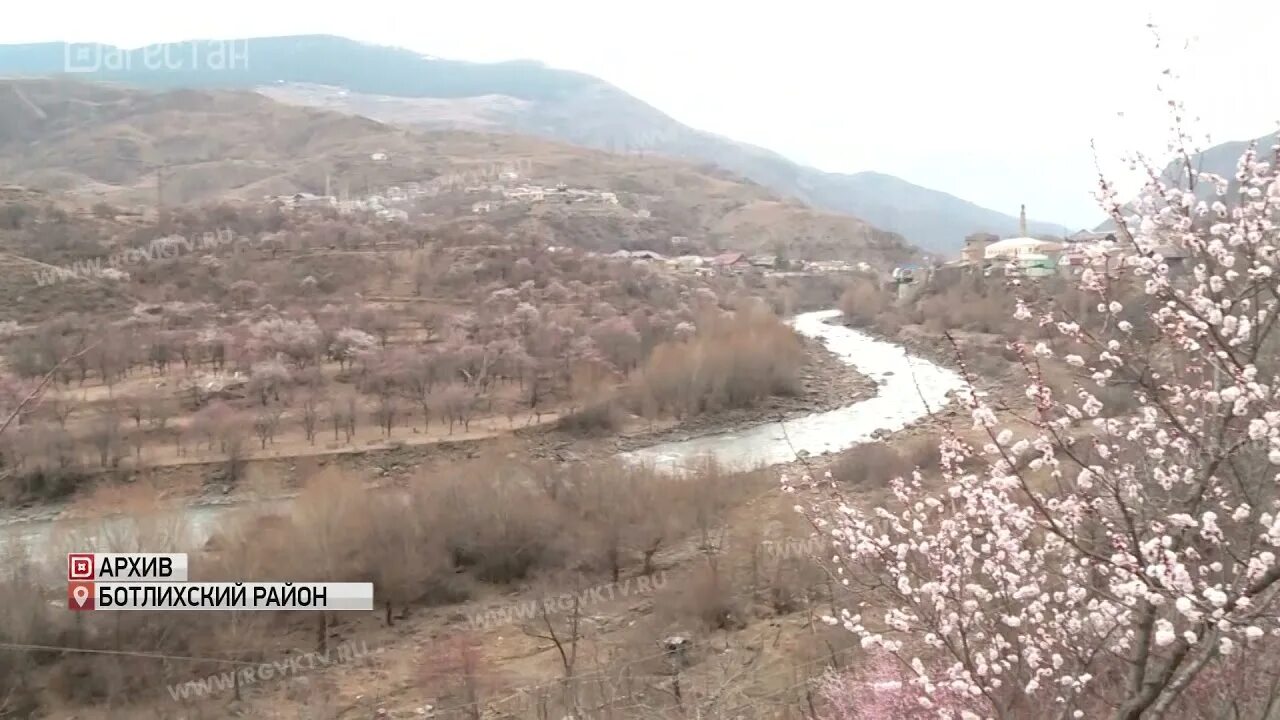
[830,435,940,489]
[0,452,769,714]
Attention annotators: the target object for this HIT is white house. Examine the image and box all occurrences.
[984,237,1064,260]
[670,255,705,269]
[378,208,408,220]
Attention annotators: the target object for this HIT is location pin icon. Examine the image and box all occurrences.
[72,585,90,607]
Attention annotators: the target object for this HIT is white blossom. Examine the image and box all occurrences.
[796,116,1280,719]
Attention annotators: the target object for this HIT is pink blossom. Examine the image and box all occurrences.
[789,119,1280,718]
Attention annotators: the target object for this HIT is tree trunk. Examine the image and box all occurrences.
[317,612,328,653]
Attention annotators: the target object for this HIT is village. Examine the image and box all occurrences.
[881,204,1189,302]
[955,204,1186,276]
[591,248,873,276]
[269,176,1145,292]
[265,159,630,224]
[261,158,885,281]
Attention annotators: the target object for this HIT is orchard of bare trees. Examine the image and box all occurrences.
[0,201,817,502]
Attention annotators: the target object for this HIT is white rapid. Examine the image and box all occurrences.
[618,309,967,472]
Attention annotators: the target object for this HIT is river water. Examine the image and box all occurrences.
[3,310,965,551]
[618,309,967,471]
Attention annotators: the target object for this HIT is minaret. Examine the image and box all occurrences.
[1019,204,1028,237]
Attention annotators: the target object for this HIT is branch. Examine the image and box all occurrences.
[0,339,99,438]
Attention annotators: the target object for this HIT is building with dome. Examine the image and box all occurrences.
[984,205,1064,277]
[984,236,1065,260]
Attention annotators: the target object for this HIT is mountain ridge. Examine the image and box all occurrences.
[0,35,1069,253]
[1094,130,1280,231]
[0,77,916,267]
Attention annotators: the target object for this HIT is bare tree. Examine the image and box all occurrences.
[523,574,584,711]
[92,337,127,397]
[252,406,283,449]
[88,407,121,468]
[301,392,320,445]
[398,353,436,431]
[128,427,146,463]
[417,307,446,342]
[123,397,144,429]
[41,396,75,430]
[343,394,358,441]
[359,308,397,348]
[372,394,397,437]
[216,414,249,483]
[438,384,470,434]
[146,396,175,433]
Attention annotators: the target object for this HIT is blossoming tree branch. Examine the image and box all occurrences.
[791,107,1280,719]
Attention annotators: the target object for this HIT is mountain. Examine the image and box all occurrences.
[0,36,1067,254]
[1167,130,1279,196]
[1095,130,1279,231]
[0,77,915,266]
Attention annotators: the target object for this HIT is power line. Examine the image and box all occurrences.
[0,641,254,666]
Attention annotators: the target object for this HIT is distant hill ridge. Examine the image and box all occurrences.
[0,77,916,267]
[1094,130,1279,231]
[0,35,1069,253]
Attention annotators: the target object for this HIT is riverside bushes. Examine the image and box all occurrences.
[0,454,755,713]
[631,308,804,418]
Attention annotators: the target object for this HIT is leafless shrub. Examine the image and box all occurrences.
[633,309,803,418]
[838,278,889,327]
[830,443,910,488]
[555,399,625,436]
[427,459,563,583]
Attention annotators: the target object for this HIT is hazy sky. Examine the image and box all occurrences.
[3,0,1278,228]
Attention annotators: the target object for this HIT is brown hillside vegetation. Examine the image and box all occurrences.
[0,183,863,508]
[0,78,915,265]
[0,75,918,720]
[0,450,863,718]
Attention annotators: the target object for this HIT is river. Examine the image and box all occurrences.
[3,309,966,550]
[618,309,967,471]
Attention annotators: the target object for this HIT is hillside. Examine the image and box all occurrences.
[0,35,1067,253]
[0,77,914,266]
[1095,130,1279,231]
[1164,130,1279,195]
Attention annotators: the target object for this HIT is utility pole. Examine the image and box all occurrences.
[156,164,166,223]
[156,166,162,214]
